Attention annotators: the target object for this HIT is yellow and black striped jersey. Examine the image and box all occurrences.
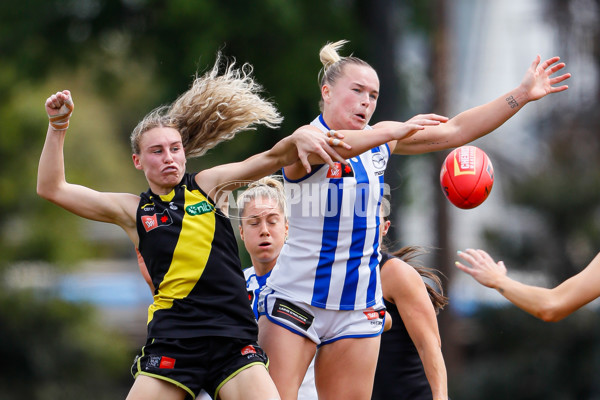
[137,173,257,340]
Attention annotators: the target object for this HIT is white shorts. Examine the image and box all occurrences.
[259,287,386,346]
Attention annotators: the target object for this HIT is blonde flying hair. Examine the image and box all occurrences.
[318,40,374,112]
[131,52,283,157]
[237,176,287,221]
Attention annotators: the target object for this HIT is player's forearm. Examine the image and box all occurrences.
[334,127,394,156]
[301,127,395,164]
[264,134,297,168]
[446,85,530,146]
[421,349,448,400]
[37,126,68,201]
[241,132,303,174]
[492,274,562,321]
[413,331,448,399]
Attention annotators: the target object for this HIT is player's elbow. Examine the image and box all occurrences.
[536,301,566,322]
[538,310,563,322]
[37,179,62,203]
[36,181,53,200]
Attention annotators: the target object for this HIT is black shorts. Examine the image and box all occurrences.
[130,336,269,399]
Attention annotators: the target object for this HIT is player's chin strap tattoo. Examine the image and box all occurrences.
[48,96,74,131]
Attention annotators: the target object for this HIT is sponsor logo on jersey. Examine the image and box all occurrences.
[141,210,173,232]
[326,162,354,178]
[371,152,386,169]
[363,307,386,320]
[140,202,155,212]
[241,345,257,355]
[159,356,176,369]
[146,355,176,370]
[271,298,314,331]
[186,201,214,216]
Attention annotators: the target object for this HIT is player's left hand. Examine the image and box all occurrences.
[521,55,571,101]
[455,248,507,288]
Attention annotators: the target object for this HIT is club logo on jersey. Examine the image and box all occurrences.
[326,162,354,178]
[271,298,314,331]
[146,355,176,370]
[186,201,214,216]
[141,210,173,232]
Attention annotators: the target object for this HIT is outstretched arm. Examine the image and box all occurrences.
[196,117,445,197]
[195,125,349,198]
[392,55,571,155]
[282,115,448,180]
[37,90,139,243]
[381,258,448,400]
[455,249,600,322]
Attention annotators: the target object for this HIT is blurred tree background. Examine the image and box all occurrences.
[1,0,599,398]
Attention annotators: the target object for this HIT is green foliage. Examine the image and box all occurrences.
[0,289,133,399]
[493,116,600,282]
[451,307,600,399]
[467,46,600,400]
[0,0,368,269]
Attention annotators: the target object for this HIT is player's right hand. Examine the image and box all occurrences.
[46,90,74,130]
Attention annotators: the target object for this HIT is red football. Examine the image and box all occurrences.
[440,146,494,209]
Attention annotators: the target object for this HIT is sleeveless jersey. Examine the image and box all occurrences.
[372,252,432,400]
[244,266,318,400]
[244,266,271,320]
[136,173,257,340]
[267,115,389,311]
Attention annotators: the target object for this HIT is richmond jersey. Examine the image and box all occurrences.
[266,115,389,311]
[136,173,257,340]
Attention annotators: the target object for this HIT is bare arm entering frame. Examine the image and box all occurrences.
[456,249,600,322]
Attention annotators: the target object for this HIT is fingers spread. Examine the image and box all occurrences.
[530,55,542,70]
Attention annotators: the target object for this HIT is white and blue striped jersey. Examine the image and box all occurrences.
[244,266,318,400]
[244,266,270,319]
[266,115,390,311]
